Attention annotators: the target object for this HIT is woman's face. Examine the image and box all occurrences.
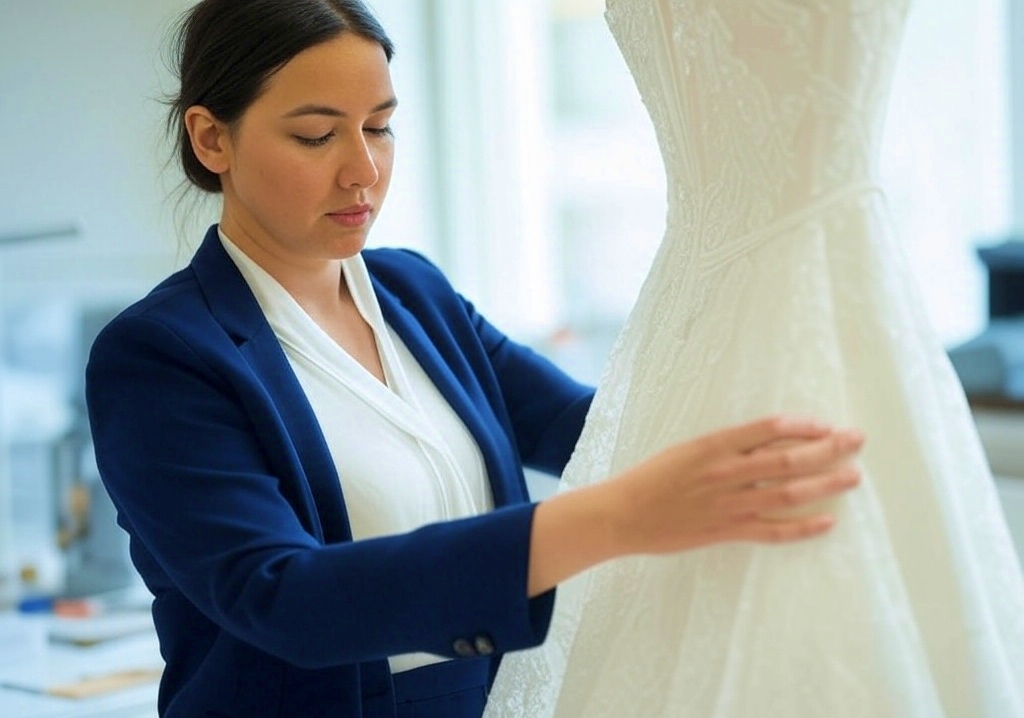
[215,32,396,265]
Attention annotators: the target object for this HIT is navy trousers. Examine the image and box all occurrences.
[392,657,492,718]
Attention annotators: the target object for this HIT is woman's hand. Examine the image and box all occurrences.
[527,416,863,597]
[604,416,863,556]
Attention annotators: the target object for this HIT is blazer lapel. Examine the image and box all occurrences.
[371,281,523,508]
[190,227,353,542]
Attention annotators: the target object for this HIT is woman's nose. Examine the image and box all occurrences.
[337,135,380,189]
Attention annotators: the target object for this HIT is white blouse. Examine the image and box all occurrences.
[219,230,494,673]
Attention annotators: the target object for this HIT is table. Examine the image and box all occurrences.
[0,609,160,718]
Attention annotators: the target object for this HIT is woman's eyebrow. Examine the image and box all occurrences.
[283,97,398,118]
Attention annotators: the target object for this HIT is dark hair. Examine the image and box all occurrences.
[166,0,394,193]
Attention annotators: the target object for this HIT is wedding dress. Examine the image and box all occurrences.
[484,1,1024,716]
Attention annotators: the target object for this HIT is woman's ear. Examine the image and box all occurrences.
[184,106,232,175]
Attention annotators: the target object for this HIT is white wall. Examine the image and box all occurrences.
[0,0,197,305]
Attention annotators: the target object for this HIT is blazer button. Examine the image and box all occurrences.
[452,638,477,657]
[474,634,495,656]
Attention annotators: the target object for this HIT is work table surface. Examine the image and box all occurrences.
[0,607,160,718]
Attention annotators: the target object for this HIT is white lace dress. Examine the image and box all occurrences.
[484,1,1024,716]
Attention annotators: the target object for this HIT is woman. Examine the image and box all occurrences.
[84,1,863,716]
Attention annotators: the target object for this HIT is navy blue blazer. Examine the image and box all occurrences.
[85,226,594,718]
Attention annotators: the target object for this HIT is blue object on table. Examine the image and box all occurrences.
[978,239,1024,320]
[16,597,54,615]
[948,318,1024,400]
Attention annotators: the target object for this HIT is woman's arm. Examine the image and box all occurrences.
[527,417,862,596]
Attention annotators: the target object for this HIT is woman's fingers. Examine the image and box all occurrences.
[737,514,839,543]
[709,429,864,488]
[701,415,834,457]
[716,466,861,516]
[699,512,838,546]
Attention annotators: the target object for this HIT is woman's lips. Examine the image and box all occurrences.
[327,205,371,228]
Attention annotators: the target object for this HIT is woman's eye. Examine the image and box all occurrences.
[294,131,334,148]
[365,125,394,138]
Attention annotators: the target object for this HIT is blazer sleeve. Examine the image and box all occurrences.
[86,312,554,670]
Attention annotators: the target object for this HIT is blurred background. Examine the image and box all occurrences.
[0,0,1021,713]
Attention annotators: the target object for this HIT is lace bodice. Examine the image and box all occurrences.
[608,0,909,266]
